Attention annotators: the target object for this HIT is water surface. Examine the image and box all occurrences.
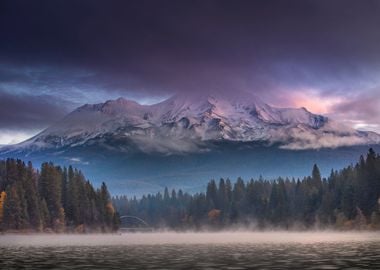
[1,232,379,269]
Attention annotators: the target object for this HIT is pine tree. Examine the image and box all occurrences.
[39,163,64,230]
[342,184,355,220]
[164,187,170,202]
[312,164,322,184]
[39,198,50,229]
[0,159,118,232]
[24,162,42,230]
[66,166,79,226]
[3,185,23,230]
[100,182,115,228]
[206,180,218,210]
[268,179,289,227]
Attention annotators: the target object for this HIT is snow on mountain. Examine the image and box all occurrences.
[4,94,380,154]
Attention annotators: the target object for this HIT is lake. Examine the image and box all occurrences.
[1,232,380,269]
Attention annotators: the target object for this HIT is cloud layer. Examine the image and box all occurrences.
[0,91,68,130]
[1,0,380,142]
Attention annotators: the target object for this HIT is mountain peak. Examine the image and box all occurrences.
[104,97,142,107]
[167,91,264,106]
[5,93,380,153]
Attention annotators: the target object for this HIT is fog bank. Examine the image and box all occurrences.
[1,232,380,247]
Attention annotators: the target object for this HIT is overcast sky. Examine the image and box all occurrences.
[1,0,380,144]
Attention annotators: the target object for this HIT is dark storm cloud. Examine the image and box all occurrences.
[0,91,69,130]
[1,0,380,95]
[1,0,380,138]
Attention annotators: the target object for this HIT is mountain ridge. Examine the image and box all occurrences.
[1,94,380,195]
[2,93,380,155]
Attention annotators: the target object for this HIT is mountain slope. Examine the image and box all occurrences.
[3,94,379,155]
[1,94,380,195]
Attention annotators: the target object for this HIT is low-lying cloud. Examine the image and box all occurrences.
[330,88,380,132]
[0,91,68,130]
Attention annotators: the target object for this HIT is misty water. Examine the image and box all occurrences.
[1,232,380,269]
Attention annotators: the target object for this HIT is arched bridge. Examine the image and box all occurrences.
[119,215,153,232]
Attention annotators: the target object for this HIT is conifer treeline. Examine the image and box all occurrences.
[113,149,380,230]
[0,159,119,232]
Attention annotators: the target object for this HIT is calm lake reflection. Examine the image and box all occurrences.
[1,232,380,269]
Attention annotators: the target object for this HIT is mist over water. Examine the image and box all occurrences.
[1,231,380,246]
[1,232,380,269]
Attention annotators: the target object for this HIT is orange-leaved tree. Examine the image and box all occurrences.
[0,191,7,224]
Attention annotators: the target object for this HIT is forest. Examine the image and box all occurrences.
[1,149,380,233]
[0,159,119,233]
[113,149,380,230]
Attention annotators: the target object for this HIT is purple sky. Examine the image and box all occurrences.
[1,0,380,144]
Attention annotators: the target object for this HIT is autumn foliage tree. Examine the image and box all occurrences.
[0,191,6,225]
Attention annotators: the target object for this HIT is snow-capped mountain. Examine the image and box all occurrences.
[3,93,380,154]
[1,93,380,195]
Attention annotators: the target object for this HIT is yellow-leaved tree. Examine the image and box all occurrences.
[0,191,7,224]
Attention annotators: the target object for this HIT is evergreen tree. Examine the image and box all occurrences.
[39,163,64,230]
[113,149,380,231]
[40,198,50,228]
[3,185,23,230]
[206,180,218,210]
[24,162,42,230]
[0,159,118,232]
